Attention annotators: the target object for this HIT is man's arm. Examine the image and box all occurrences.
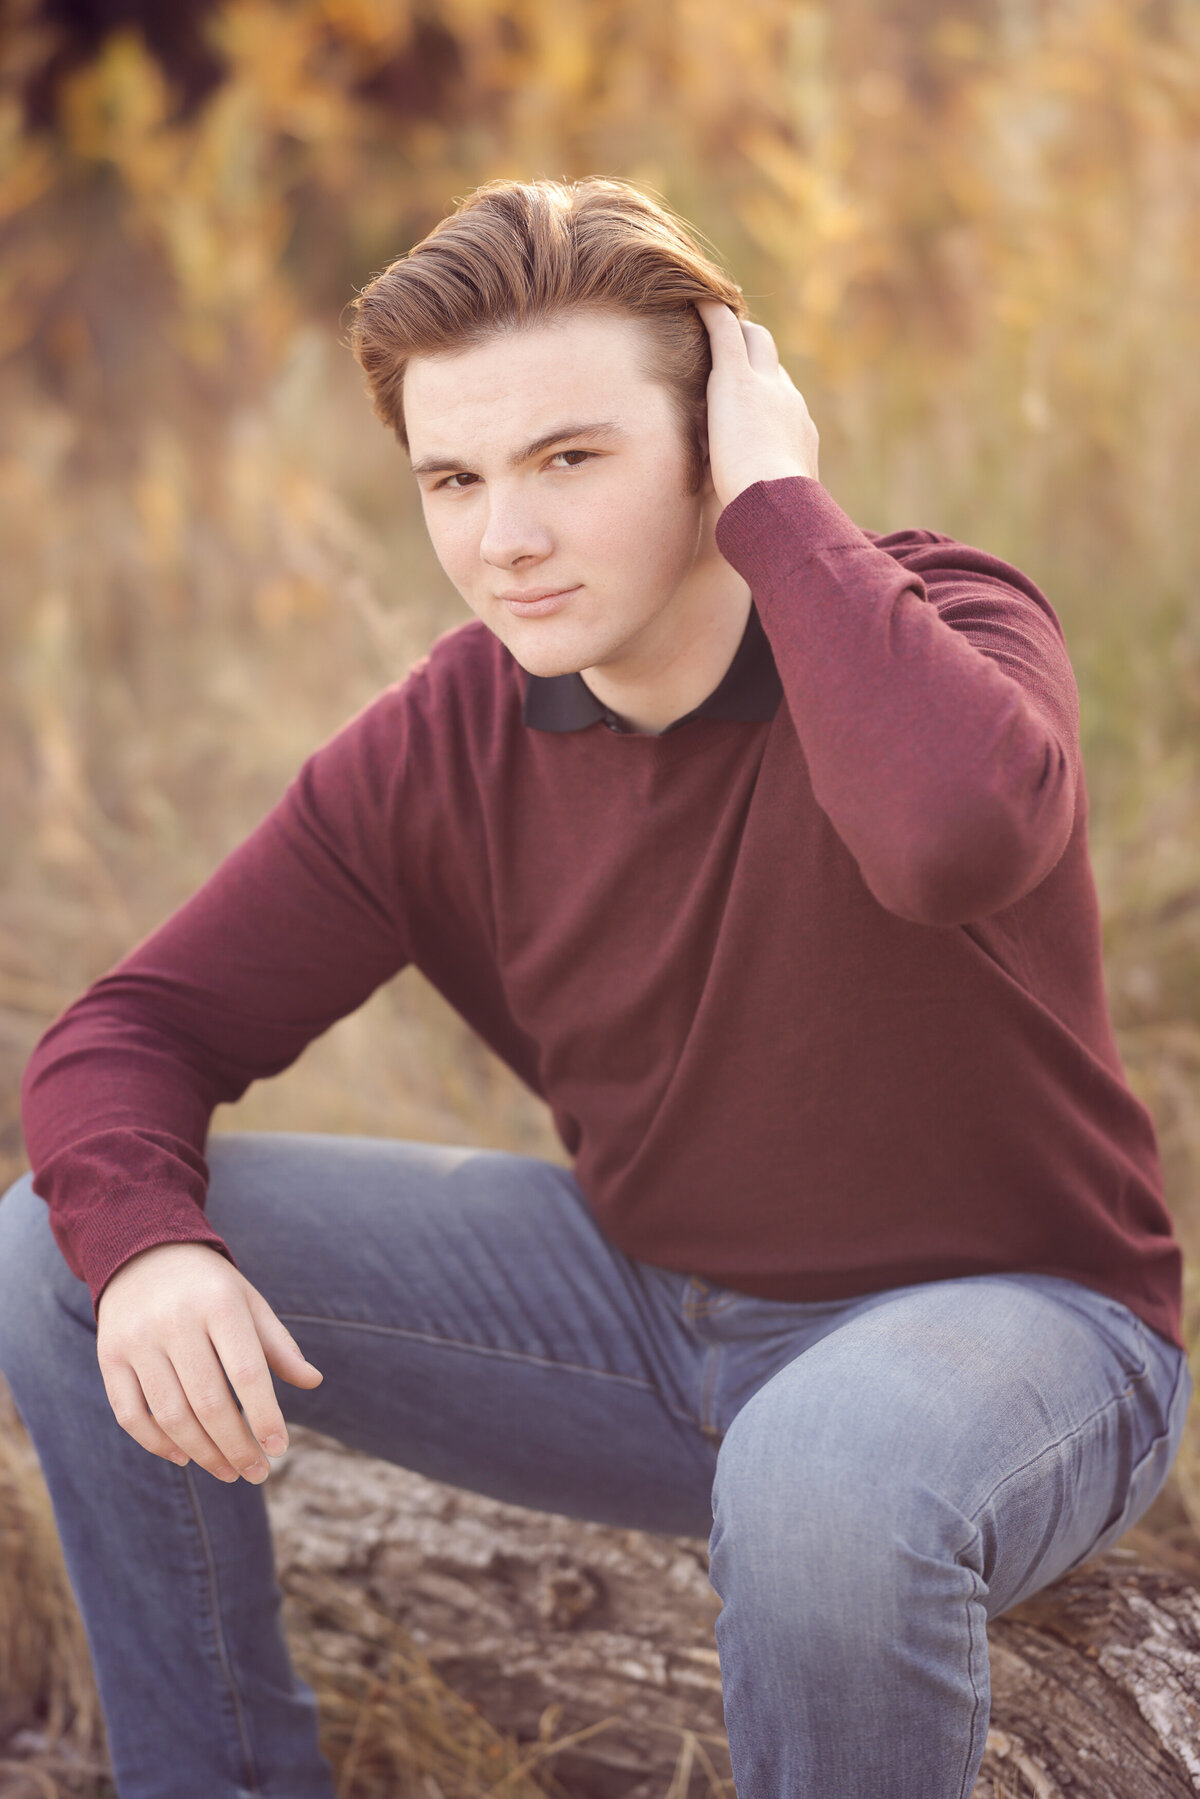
[21,677,423,1321]
[714,478,1080,927]
[695,299,1079,928]
[22,674,434,1489]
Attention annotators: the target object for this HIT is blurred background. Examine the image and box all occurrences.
[1,0,1200,1791]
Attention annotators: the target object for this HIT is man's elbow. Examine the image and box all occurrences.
[867,788,1077,928]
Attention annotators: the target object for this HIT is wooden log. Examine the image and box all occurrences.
[986,1559,1200,1796]
[267,1427,1200,1799]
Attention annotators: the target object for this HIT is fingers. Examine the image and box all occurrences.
[696,297,746,356]
[95,1243,327,1483]
[102,1346,256,1481]
[208,1305,295,1465]
[102,1358,203,1469]
[696,300,781,372]
[243,1284,324,1395]
[149,1336,277,1482]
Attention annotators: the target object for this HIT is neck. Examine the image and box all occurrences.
[578,491,752,735]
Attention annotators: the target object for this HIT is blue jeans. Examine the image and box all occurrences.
[0,1133,1190,1799]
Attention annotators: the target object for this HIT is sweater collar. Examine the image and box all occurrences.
[522,600,782,735]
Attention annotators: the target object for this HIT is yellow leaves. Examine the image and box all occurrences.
[133,426,191,579]
[435,0,507,36]
[0,0,1195,509]
[530,1,601,103]
[214,0,350,144]
[853,70,906,121]
[156,81,293,321]
[0,96,53,228]
[58,30,175,175]
[992,292,1042,334]
[740,128,865,243]
[929,17,986,63]
[45,15,302,367]
[318,0,414,55]
[252,572,329,630]
[737,128,817,212]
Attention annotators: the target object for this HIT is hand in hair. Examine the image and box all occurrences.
[695,301,820,510]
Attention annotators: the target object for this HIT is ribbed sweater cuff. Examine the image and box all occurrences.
[66,1189,238,1321]
[714,476,875,596]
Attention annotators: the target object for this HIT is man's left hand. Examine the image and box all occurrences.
[696,300,820,510]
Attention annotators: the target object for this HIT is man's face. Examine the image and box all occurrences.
[404,308,715,681]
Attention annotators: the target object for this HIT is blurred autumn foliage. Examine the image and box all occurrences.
[2,0,1200,1789]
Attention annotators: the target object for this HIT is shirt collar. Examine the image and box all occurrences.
[521,600,782,735]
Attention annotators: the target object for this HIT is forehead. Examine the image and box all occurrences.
[403,309,668,451]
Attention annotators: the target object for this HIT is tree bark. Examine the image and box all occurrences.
[267,1427,1200,1799]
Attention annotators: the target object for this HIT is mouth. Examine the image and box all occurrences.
[499,585,581,618]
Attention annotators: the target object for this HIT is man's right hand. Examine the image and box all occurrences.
[95,1241,324,1483]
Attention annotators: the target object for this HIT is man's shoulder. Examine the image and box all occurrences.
[413,615,514,684]
[863,520,1038,589]
[330,617,523,780]
[350,617,518,732]
[863,522,1061,635]
[863,523,957,559]
[296,618,520,822]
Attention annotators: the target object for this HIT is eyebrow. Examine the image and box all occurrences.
[410,420,630,478]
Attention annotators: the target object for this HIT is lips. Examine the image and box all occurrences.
[499,585,581,618]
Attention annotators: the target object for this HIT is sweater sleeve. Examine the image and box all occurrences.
[20,679,423,1320]
[714,477,1081,927]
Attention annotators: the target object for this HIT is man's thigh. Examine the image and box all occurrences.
[711,1271,1191,1619]
[197,1132,718,1534]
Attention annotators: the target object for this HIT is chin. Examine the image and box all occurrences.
[490,622,600,681]
[506,645,591,679]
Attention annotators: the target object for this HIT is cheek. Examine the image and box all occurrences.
[422,506,476,583]
[576,481,699,577]
[600,490,702,587]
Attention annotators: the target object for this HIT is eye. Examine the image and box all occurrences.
[432,449,594,492]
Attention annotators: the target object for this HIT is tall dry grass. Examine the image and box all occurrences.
[1,0,1199,1791]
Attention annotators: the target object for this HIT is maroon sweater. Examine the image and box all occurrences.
[21,477,1184,1347]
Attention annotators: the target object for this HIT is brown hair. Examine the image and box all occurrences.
[347,176,748,494]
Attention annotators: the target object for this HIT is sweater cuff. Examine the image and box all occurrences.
[714,477,874,596]
[65,1196,239,1322]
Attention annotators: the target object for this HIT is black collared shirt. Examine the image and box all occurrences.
[522,599,783,734]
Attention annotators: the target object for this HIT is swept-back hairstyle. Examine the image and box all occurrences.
[347,176,748,494]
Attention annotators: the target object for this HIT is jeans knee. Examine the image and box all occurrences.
[708,1382,978,1623]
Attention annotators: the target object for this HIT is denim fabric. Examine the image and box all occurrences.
[0,1132,1190,1798]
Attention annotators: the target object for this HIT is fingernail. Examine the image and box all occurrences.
[263,1434,287,1456]
[244,1463,269,1484]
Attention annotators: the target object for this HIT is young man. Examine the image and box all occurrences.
[0,177,1189,1798]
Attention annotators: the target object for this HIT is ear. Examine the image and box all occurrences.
[694,408,714,496]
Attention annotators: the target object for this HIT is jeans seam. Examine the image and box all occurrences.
[278,1310,707,1434]
[949,1376,1157,1799]
[964,1364,1151,1533]
[688,1297,739,1319]
[1063,1349,1192,1567]
[177,1466,262,1795]
[699,1340,724,1437]
[958,1576,990,1799]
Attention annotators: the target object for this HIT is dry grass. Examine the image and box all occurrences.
[287,1574,734,1799]
[0,1387,112,1796]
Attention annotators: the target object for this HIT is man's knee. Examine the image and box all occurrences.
[707,1369,982,1625]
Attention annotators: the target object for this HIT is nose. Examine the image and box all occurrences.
[477,484,554,570]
